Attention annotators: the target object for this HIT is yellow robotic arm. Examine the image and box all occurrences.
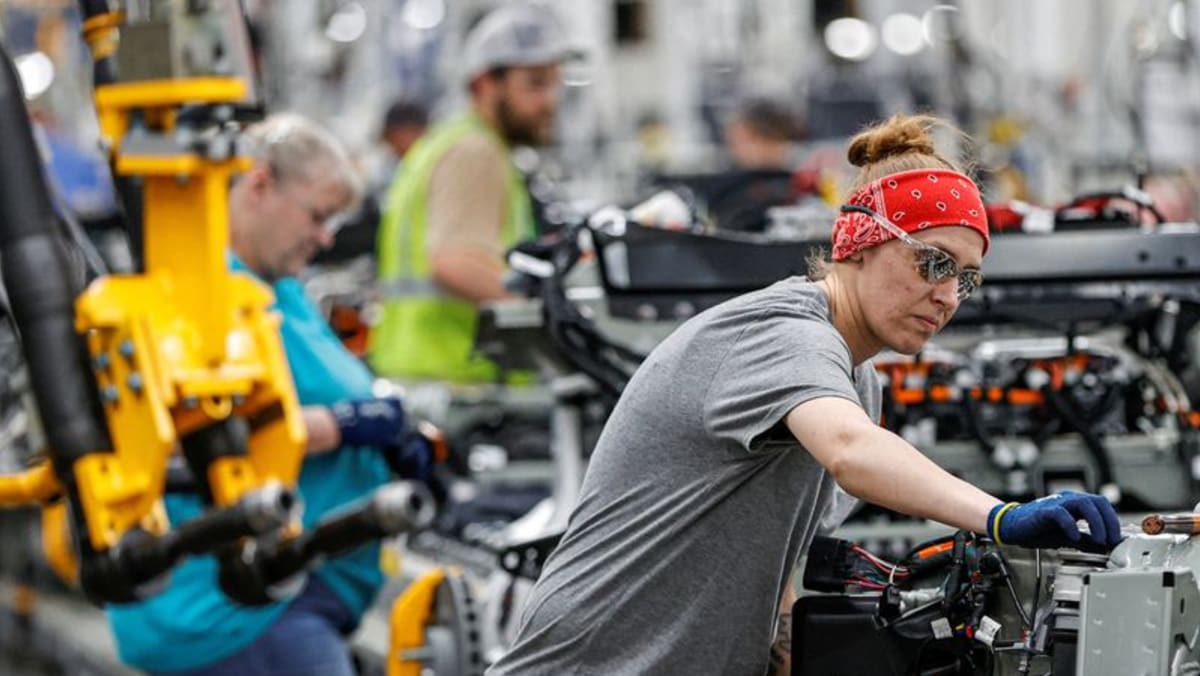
[0,0,435,607]
[0,0,305,605]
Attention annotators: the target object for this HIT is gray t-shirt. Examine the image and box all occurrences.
[488,277,881,676]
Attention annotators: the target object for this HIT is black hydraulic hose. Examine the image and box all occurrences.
[180,417,251,505]
[114,482,294,585]
[165,483,296,558]
[295,482,433,561]
[543,300,636,397]
[1080,382,1123,426]
[164,456,199,493]
[550,315,631,387]
[538,233,644,398]
[1042,385,1116,490]
[516,221,648,399]
[941,531,970,615]
[78,483,295,604]
[76,0,145,271]
[77,0,119,87]
[0,43,113,474]
[217,482,434,606]
[983,549,1031,629]
[959,386,998,460]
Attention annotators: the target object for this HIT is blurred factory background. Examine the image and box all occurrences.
[7,0,1199,221]
[0,1,1198,675]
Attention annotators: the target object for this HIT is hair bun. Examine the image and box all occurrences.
[847,114,940,168]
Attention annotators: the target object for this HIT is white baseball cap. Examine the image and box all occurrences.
[461,3,583,81]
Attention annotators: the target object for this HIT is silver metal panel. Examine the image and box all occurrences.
[1078,568,1200,676]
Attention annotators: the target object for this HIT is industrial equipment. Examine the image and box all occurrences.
[0,0,433,608]
[379,194,1200,673]
[790,518,1200,676]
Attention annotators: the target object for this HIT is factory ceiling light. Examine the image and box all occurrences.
[824,17,877,62]
[1169,1,1187,40]
[401,0,446,31]
[882,13,925,56]
[326,2,367,43]
[921,4,960,45]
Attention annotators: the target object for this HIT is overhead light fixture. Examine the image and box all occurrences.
[15,51,54,100]
[401,0,446,31]
[882,13,925,56]
[921,5,960,45]
[326,2,367,43]
[824,17,877,62]
[1133,22,1160,55]
[1169,1,1187,40]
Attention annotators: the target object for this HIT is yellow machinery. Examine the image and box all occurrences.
[74,67,308,558]
[389,568,449,676]
[0,0,436,609]
[0,0,306,604]
[388,567,486,676]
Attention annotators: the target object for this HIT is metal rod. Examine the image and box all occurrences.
[1141,513,1200,535]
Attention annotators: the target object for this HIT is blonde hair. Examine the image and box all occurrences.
[846,113,967,188]
[805,246,833,280]
[808,113,970,279]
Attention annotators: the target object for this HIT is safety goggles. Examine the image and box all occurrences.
[839,205,984,301]
[304,203,350,237]
[270,168,351,237]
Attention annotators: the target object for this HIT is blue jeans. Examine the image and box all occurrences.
[154,578,358,676]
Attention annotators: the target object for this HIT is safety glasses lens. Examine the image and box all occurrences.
[917,249,982,301]
[323,214,349,237]
[916,249,958,282]
[957,270,983,300]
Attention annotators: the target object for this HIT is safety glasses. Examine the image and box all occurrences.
[840,205,984,301]
[304,203,350,237]
[270,168,351,237]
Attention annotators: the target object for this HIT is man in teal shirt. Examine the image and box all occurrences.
[107,113,431,676]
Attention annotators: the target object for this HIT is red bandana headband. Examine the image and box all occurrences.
[831,168,990,261]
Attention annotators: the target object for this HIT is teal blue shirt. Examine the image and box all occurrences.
[107,260,392,673]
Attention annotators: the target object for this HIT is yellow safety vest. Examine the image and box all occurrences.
[369,112,533,382]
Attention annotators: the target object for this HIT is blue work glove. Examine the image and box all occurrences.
[331,397,409,448]
[332,397,444,495]
[385,429,434,482]
[987,491,1124,552]
[386,426,451,506]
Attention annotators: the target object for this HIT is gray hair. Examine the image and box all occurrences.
[242,112,363,206]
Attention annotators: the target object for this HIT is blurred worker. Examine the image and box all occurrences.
[724,96,802,171]
[107,113,435,676]
[382,99,429,161]
[366,99,429,200]
[369,3,577,382]
[317,100,431,266]
[489,115,1123,676]
[707,96,804,233]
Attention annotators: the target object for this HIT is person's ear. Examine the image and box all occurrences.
[243,163,273,200]
[470,74,490,99]
[473,71,506,105]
